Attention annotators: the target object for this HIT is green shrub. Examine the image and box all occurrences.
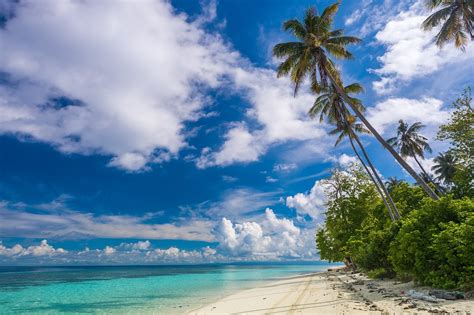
[389,197,474,289]
[367,267,390,279]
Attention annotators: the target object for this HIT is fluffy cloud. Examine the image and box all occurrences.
[0,240,66,257]
[196,67,327,167]
[0,240,218,264]
[0,200,214,241]
[0,0,329,171]
[286,180,328,219]
[366,97,450,135]
[214,208,315,258]
[196,124,264,168]
[0,0,239,171]
[372,3,474,94]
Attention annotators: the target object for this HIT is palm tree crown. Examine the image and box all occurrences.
[387,120,432,159]
[309,83,365,129]
[432,152,458,184]
[272,2,361,95]
[422,0,474,50]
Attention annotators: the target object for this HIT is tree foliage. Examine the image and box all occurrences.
[316,165,378,262]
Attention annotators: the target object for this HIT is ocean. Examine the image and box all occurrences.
[0,263,337,314]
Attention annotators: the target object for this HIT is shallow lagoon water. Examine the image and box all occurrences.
[0,263,337,314]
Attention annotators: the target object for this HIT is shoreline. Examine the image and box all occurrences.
[188,268,474,314]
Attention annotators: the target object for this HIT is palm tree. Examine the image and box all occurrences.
[387,120,446,195]
[432,152,458,185]
[312,83,401,220]
[273,2,439,200]
[387,120,432,177]
[330,116,400,221]
[422,0,474,50]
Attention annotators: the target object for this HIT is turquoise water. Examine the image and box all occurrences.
[0,263,337,314]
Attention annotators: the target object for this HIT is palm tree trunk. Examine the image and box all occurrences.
[413,155,429,176]
[413,155,446,195]
[348,133,396,221]
[325,71,440,200]
[351,131,401,220]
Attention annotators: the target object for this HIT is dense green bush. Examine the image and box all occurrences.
[389,197,474,289]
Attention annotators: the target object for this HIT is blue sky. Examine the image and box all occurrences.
[0,0,472,265]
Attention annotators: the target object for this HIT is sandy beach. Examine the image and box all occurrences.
[189,268,474,314]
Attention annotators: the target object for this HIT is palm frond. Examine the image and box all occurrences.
[321,2,340,24]
[326,35,362,46]
[422,6,452,30]
[272,42,304,58]
[283,19,307,40]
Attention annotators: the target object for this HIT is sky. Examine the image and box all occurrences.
[0,0,472,265]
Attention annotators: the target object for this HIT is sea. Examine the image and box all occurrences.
[0,262,338,314]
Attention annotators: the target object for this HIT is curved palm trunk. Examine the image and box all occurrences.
[351,131,401,220]
[413,155,429,176]
[325,71,440,200]
[413,155,446,195]
[348,133,396,221]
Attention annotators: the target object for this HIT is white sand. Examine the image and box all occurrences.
[188,269,474,314]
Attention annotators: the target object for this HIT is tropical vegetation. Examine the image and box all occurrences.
[317,89,474,290]
[273,2,474,290]
[273,1,440,201]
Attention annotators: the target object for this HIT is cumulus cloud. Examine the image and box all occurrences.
[0,0,329,171]
[0,240,220,264]
[0,0,239,171]
[0,206,318,264]
[0,240,66,257]
[286,180,328,219]
[196,67,328,167]
[366,97,450,135]
[372,3,474,94]
[214,208,315,258]
[196,124,264,168]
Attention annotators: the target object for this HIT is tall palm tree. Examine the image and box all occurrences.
[330,116,400,221]
[387,120,432,177]
[273,2,439,200]
[422,0,474,50]
[432,152,458,185]
[312,83,401,220]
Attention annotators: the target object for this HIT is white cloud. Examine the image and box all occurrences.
[103,246,116,256]
[372,3,474,94]
[197,67,328,168]
[366,97,450,135]
[0,240,66,257]
[0,0,239,171]
[345,9,363,26]
[214,208,315,258]
[0,240,219,264]
[0,200,214,241]
[192,188,280,220]
[0,0,330,171]
[130,240,152,251]
[286,180,328,219]
[336,154,359,168]
[196,124,264,168]
[273,163,297,173]
[222,175,238,183]
[265,176,278,183]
